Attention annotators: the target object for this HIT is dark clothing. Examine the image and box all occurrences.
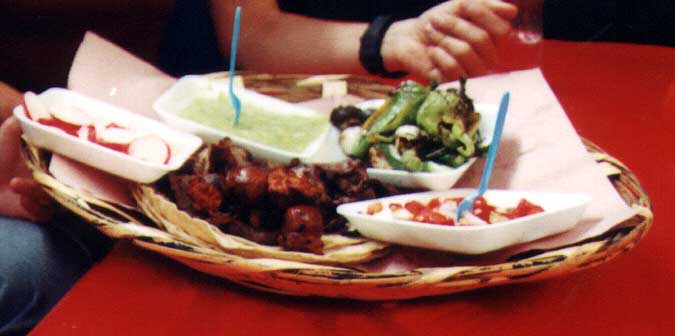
[159,0,446,76]
[159,0,224,77]
[280,0,671,47]
[158,0,673,77]
[277,0,439,21]
[0,215,112,335]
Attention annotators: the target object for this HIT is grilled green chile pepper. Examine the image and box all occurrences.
[417,90,460,137]
[436,153,468,168]
[372,144,424,172]
[415,90,445,136]
[349,134,372,158]
[363,81,429,138]
[456,133,476,157]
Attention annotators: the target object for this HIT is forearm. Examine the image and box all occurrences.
[210,0,368,75]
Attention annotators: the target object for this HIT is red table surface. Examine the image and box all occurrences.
[30,40,675,336]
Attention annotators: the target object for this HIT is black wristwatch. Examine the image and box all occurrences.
[359,15,408,78]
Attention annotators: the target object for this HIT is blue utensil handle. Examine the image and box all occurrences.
[229,6,242,125]
[477,92,509,194]
[456,91,510,221]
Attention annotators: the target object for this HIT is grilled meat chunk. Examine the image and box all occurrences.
[163,138,402,254]
[169,174,223,215]
[279,205,324,254]
[223,166,269,205]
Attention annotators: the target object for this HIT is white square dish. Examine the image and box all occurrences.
[14,88,203,184]
[153,75,331,163]
[336,189,591,254]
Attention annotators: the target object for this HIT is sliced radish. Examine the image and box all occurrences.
[93,120,112,140]
[77,125,97,142]
[127,135,171,165]
[107,122,129,129]
[96,125,136,144]
[38,118,81,137]
[22,92,52,121]
[96,126,137,153]
[50,104,93,127]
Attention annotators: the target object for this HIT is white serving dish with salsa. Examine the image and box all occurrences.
[330,99,499,190]
[14,88,203,183]
[336,189,591,254]
[153,75,331,163]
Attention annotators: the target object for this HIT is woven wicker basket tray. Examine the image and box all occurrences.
[22,74,653,300]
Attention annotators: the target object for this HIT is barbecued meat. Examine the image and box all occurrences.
[315,159,378,205]
[169,174,223,215]
[212,138,256,171]
[267,166,330,209]
[163,138,402,254]
[227,218,278,245]
[223,166,269,205]
[279,205,324,254]
[192,145,213,175]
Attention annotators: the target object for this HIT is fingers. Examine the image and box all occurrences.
[20,196,55,222]
[10,177,48,202]
[427,11,499,70]
[419,0,518,80]
[483,0,519,21]
[460,0,515,37]
[428,47,466,82]
[11,177,55,222]
[425,25,487,77]
[381,19,444,83]
[402,44,445,83]
[0,117,22,184]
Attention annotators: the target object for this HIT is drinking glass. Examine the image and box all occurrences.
[497,0,544,72]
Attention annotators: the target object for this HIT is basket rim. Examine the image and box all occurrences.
[20,73,654,300]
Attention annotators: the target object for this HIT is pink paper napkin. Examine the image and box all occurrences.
[444,71,636,252]
[58,32,636,262]
[67,32,175,120]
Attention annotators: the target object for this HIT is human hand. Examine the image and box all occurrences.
[380,0,517,82]
[0,98,56,222]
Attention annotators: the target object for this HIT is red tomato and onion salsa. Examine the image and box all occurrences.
[366,196,545,226]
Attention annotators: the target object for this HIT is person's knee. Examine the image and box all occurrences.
[0,217,93,334]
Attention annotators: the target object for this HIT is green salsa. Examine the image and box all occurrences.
[178,95,328,153]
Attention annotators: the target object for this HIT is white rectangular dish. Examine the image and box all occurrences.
[153,75,331,163]
[14,88,203,183]
[339,99,498,190]
[337,189,591,254]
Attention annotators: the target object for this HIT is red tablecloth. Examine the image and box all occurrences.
[30,40,675,336]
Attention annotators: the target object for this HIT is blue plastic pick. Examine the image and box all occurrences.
[229,6,242,125]
[456,91,510,222]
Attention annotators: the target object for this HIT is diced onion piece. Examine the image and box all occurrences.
[339,126,364,156]
[489,211,510,223]
[458,212,488,226]
[367,202,383,215]
[394,125,420,140]
[437,199,459,218]
[391,207,413,221]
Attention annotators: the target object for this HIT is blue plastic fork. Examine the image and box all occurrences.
[456,92,510,222]
[229,6,242,125]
